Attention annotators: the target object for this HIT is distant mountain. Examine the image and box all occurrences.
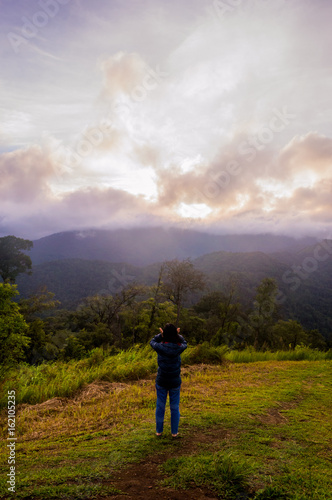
[16,259,147,310]
[193,244,332,336]
[17,252,287,309]
[29,227,318,266]
[16,239,332,337]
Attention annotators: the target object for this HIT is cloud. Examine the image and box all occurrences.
[0,146,54,203]
[78,123,123,153]
[1,0,332,239]
[99,51,148,100]
[151,131,332,234]
[0,140,163,238]
[132,143,160,168]
[0,147,160,238]
[278,133,332,178]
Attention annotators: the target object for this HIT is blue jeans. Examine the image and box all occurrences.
[155,384,181,435]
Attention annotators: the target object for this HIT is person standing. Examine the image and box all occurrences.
[150,323,187,437]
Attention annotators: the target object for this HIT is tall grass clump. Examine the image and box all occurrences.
[0,345,157,408]
[1,344,330,408]
[0,343,230,407]
[225,346,331,363]
[182,343,229,365]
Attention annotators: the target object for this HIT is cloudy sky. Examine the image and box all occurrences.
[1,0,332,239]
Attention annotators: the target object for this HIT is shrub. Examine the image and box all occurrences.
[182,343,228,365]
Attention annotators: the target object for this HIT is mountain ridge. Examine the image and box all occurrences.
[28,227,318,266]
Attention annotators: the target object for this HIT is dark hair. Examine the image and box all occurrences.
[163,323,181,343]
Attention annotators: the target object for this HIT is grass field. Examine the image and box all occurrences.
[1,356,331,499]
[1,345,330,408]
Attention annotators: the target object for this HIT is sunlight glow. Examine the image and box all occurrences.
[255,179,293,198]
[179,154,205,173]
[256,172,319,201]
[111,168,158,199]
[235,193,250,210]
[176,203,212,219]
[293,172,319,190]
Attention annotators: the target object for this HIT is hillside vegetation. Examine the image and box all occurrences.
[1,345,331,408]
[16,242,332,336]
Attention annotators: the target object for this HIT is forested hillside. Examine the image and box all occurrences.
[16,241,332,338]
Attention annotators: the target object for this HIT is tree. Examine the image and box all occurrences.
[121,299,148,346]
[59,335,86,361]
[162,259,206,325]
[0,235,33,283]
[306,329,327,350]
[194,291,226,317]
[148,264,166,329]
[0,283,30,369]
[19,286,60,364]
[216,277,241,338]
[74,283,146,348]
[194,288,242,346]
[121,298,177,346]
[270,321,327,351]
[248,277,280,349]
[271,319,308,350]
[19,286,60,320]
[178,308,208,344]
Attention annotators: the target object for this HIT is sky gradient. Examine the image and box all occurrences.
[1,0,332,239]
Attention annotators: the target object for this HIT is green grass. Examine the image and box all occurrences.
[0,345,157,407]
[162,451,251,498]
[182,360,332,499]
[1,359,331,499]
[225,346,332,363]
[1,344,330,408]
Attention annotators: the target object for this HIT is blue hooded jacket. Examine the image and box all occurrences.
[150,333,187,389]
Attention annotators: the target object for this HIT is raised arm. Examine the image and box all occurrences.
[177,335,187,353]
[149,333,163,351]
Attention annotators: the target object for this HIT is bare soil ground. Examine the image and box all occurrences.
[100,426,232,499]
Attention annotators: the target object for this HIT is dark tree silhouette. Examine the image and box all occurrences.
[0,236,33,283]
[162,258,206,325]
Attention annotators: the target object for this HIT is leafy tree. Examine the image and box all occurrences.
[19,286,60,320]
[271,319,307,350]
[179,308,208,344]
[148,264,166,329]
[306,329,327,350]
[120,299,148,346]
[162,258,206,325]
[24,319,48,364]
[248,277,280,349]
[143,299,178,336]
[270,321,327,351]
[74,283,146,348]
[121,297,178,347]
[49,329,72,351]
[0,283,30,369]
[59,335,86,361]
[77,324,111,352]
[194,291,226,317]
[212,321,241,347]
[194,284,242,346]
[19,286,61,364]
[218,277,241,334]
[0,235,33,283]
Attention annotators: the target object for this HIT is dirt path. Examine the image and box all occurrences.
[101,426,230,499]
